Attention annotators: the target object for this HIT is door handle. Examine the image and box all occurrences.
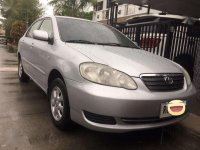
[31,43,34,48]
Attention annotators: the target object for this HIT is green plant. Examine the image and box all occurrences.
[0,0,43,38]
[49,0,96,19]
[10,21,26,44]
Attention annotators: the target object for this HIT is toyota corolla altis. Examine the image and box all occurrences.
[18,16,196,133]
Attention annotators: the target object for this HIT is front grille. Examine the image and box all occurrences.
[84,111,116,125]
[141,73,184,92]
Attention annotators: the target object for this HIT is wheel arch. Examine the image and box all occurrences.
[48,69,66,94]
[17,52,21,60]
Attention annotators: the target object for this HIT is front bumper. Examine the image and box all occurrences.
[65,78,196,133]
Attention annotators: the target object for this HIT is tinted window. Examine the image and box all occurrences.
[39,19,53,37]
[56,17,137,48]
[26,20,43,38]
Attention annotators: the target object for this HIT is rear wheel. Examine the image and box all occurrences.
[18,57,30,82]
[49,78,73,130]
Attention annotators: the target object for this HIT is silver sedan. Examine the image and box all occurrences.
[18,16,196,133]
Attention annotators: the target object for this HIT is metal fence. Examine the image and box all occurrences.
[117,21,200,78]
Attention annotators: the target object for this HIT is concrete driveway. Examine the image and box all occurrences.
[0,45,200,150]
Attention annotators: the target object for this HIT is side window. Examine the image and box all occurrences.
[39,19,53,37]
[26,20,43,38]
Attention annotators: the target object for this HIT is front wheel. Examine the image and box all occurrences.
[18,58,30,82]
[49,78,74,130]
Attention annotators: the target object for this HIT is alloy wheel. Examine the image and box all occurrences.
[50,86,64,121]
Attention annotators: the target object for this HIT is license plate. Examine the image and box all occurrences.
[160,102,171,118]
[160,101,186,118]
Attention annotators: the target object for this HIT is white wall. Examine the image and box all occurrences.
[93,0,161,21]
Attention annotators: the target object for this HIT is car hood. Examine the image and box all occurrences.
[67,43,182,77]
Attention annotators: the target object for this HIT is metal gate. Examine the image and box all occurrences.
[117,21,200,78]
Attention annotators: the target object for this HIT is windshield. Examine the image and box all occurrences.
[56,17,137,48]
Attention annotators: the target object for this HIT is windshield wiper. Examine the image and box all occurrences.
[100,43,122,46]
[65,40,96,44]
[65,40,136,48]
[98,42,134,48]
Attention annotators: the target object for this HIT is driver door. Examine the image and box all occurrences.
[32,18,54,89]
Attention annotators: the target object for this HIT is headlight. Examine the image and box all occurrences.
[80,62,137,90]
[174,63,191,86]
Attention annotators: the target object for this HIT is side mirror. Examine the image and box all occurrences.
[33,30,49,41]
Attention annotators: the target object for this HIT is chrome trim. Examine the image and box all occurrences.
[139,73,183,78]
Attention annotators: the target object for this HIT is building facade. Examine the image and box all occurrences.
[0,16,5,35]
[93,0,161,23]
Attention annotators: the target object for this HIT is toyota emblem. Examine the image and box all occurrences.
[163,75,174,85]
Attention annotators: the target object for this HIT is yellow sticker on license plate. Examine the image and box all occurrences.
[160,100,186,118]
[168,100,186,116]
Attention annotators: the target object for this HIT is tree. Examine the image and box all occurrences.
[0,0,18,18]
[0,0,43,37]
[49,0,95,19]
[10,21,26,44]
[81,11,93,20]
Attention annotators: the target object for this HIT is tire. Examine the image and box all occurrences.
[18,57,30,82]
[48,78,73,130]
